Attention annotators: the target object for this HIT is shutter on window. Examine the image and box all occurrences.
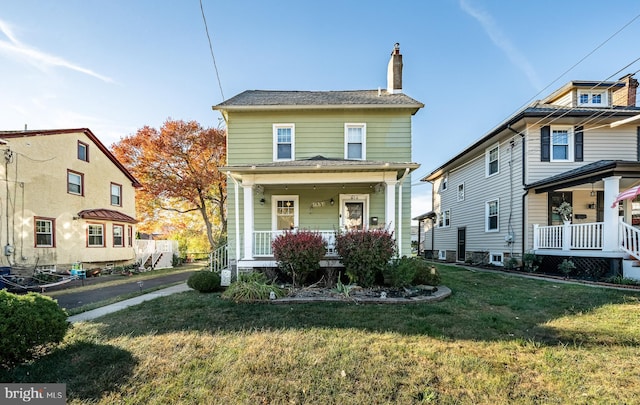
[574,126,583,162]
[541,126,550,162]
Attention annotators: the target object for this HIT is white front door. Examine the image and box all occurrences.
[340,194,369,231]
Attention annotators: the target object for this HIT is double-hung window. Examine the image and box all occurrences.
[273,124,294,161]
[457,184,465,201]
[551,126,572,161]
[113,224,124,247]
[35,217,55,247]
[111,183,122,206]
[486,144,499,177]
[345,123,366,160]
[486,199,499,232]
[77,141,89,162]
[87,223,104,247]
[67,170,83,195]
[438,209,450,228]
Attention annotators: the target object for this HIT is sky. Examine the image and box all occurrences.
[1,0,640,221]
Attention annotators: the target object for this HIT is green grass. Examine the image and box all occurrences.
[3,263,640,404]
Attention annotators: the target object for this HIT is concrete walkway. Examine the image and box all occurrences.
[67,283,192,323]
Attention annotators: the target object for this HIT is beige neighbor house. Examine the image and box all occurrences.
[213,44,423,275]
[419,75,640,280]
[0,128,141,273]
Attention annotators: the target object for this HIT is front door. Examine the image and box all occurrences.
[548,192,573,225]
[340,194,369,231]
[457,227,466,262]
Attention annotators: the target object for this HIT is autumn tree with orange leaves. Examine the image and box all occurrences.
[111,120,226,251]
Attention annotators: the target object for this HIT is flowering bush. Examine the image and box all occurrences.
[335,229,395,287]
[272,230,327,286]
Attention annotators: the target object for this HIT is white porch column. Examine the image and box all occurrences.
[242,185,254,260]
[385,180,397,233]
[603,176,621,251]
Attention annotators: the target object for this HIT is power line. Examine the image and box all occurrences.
[199,0,225,101]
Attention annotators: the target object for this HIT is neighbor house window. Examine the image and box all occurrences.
[441,175,448,191]
[486,199,499,232]
[67,170,83,195]
[489,252,504,265]
[111,183,122,206]
[113,224,124,247]
[551,126,572,161]
[87,223,104,247]
[35,217,55,247]
[273,124,294,161]
[486,144,499,176]
[457,183,465,201]
[577,90,607,106]
[273,196,298,230]
[345,123,366,160]
[77,141,89,162]
[439,209,450,228]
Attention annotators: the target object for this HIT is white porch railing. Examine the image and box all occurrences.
[619,220,640,258]
[533,222,604,250]
[253,230,337,256]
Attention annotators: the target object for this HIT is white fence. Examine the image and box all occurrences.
[134,240,178,269]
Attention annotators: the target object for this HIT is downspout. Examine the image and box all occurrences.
[508,124,528,259]
[227,171,241,281]
[397,168,410,257]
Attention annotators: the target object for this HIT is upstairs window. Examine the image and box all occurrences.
[67,170,83,195]
[77,141,89,162]
[273,124,294,161]
[457,183,465,201]
[441,175,448,191]
[35,217,55,247]
[486,144,499,177]
[551,126,572,161]
[111,183,122,206]
[345,123,366,160]
[438,209,450,228]
[577,90,607,106]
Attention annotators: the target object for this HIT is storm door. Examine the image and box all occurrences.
[340,194,369,231]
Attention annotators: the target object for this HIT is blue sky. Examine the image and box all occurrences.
[1,0,640,218]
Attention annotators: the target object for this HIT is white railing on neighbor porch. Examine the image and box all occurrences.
[253,230,337,256]
[619,220,640,259]
[533,222,604,250]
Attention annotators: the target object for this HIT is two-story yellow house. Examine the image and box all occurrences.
[214,44,423,273]
[0,128,141,273]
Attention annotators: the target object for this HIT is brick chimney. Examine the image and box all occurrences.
[386,43,403,94]
[612,74,638,107]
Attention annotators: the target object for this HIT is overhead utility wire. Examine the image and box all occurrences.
[199,0,225,101]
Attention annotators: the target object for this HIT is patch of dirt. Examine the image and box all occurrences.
[272,284,451,304]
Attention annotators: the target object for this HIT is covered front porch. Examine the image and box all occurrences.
[528,161,640,279]
[221,156,419,270]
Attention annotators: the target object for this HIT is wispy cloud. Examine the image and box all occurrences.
[459,0,542,90]
[0,19,113,83]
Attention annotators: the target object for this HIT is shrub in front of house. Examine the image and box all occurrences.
[221,272,286,302]
[272,230,327,286]
[384,256,417,287]
[187,270,222,293]
[0,290,69,369]
[412,260,441,286]
[335,229,395,287]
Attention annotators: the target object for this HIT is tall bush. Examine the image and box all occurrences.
[335,229,395,287]
[0,290,69,369]
[272,230,327,286]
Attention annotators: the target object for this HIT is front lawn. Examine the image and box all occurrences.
[3,263,640,404]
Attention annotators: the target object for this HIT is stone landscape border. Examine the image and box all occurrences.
[270,285,452,304]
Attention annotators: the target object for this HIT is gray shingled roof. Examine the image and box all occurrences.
[214,90,423,109]
[221,155,419,174]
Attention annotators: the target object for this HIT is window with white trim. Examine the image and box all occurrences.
[551,126,572,161]
[35,217,54,247]
[113,224,124,247]
[457,183,464,201]
[345,123,366,160]
[486,199,499,232]
[441,175,448,191]
[438,209,450,228]
[273,124,294,161]
[489,252,504,266]
[577,89,607,106]
[67,170,83,195]
[486,144,499,176]
[111,183,122,206]
[87,223,104,247]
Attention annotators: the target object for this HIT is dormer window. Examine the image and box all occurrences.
[577,90,607,106]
